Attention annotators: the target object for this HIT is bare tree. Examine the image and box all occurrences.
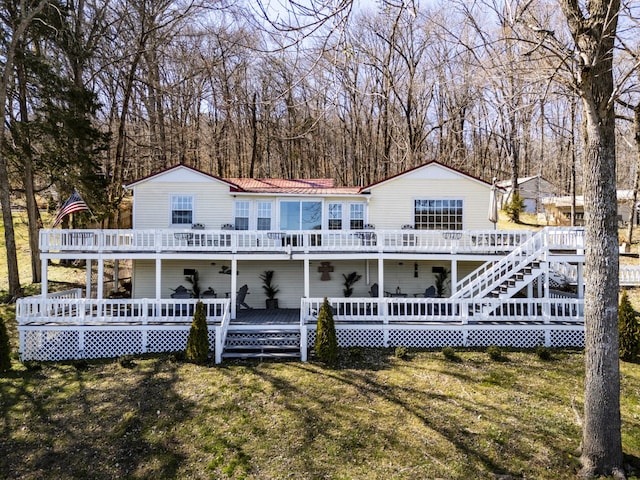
[0,0,51,299]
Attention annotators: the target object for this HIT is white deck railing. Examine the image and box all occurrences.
[39,228,546,255]
[620,266,640,286]
[300,296,583,325]
[17,297,230,325]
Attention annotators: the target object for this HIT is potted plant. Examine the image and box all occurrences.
[260,270,280,309]
[435,269,450,298]
[342,271,362,297]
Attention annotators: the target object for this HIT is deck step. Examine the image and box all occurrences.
[223,351,301,359]
[222,327,301,361]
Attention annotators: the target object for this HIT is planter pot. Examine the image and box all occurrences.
[266,298,279,310]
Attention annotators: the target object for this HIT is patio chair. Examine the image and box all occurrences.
[236,284,252,310]
[368,283,379,297]
[424,285,437,298]
[201,287,217,298]
[170,285,193,299]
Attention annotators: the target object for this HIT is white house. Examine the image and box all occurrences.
[17,161,586,362]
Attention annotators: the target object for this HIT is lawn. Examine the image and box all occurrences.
[1,213,640,479]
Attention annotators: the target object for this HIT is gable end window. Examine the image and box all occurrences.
[415,199,463,230]
[171,195,193,225]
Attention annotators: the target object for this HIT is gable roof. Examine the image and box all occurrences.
[226,178,360,195]
[360,160,491,192]
[496,175,555,189]
[125,164,239,189]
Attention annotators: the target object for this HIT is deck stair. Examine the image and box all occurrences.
[222,326,301,360]
[452,230,548,301]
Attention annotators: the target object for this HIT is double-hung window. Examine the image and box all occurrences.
[328,203,342,230]
[349,203,365,230]
[171,195,193,225]
[234,201,250,230]
[415,199,463,230]
[257,202,272,230]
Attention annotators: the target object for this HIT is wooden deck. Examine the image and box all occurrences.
[234,308,300,325]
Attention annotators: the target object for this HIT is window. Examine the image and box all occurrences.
[234,201,250,230]
[280,201,322,230]
[415,199,463,230]
[350,203,365,230]
[328,203,342,230]
[171,195,193,225]
[257,202,272,230]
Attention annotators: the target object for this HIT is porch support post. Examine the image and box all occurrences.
[97,258,104,300]
[41,258,48,297]
[450,260,458,294]
[86,259,92,298]
[378,257,386,319]
[155,258,162,299]
[378,257,385,297]
[113,259,119,293]
[577,262,584,299]
[303,257,310,298]
[231,258,238,319]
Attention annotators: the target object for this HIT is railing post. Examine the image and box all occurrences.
[215,326,222,364]
[300,325,308,362]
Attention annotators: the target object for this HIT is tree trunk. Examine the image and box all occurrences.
[558,0,623,476]
[626,106,640,243]
[16,48,42,283]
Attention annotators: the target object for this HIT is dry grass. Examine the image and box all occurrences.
[0,350,638,479]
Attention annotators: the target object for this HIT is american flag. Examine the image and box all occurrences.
[52,190,90,227]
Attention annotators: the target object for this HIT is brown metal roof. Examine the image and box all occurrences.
[225,178,361,195]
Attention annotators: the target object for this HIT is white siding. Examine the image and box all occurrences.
[133,182,234,229]
[367,171,493,230]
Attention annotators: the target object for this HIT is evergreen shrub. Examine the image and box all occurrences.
[504,191,525,223]
[0,316,11,372]
[619,291,640,362]
[186,301,209,364]
[315,298,338,365]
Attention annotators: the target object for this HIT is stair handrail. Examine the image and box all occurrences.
[215,300,232,363]
[451,229,548,299]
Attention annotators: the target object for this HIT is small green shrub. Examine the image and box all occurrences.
[504,191,525,223]
[0,316,11,372]
[487,345,506,362]
[186,301,209,364]
[535,346,553,361]
[394,346,408,359]
[441,346,460,362]
[346,347,364,361]
[315,298,338,365]
[619,291,640,362]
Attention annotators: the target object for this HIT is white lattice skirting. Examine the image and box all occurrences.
[20,326,217,361]
[305,324,584,350]
[20,324,584,362]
